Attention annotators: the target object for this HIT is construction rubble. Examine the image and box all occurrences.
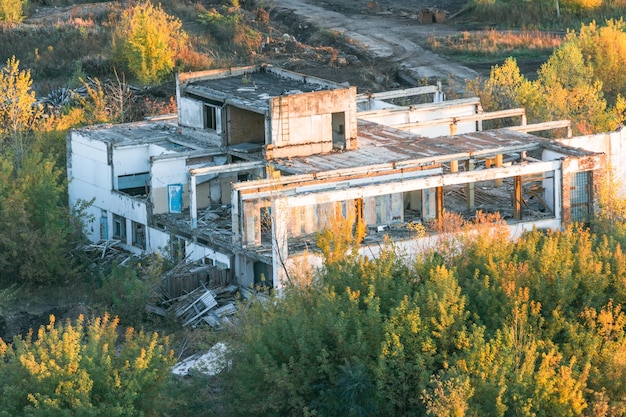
[146,258,269,329]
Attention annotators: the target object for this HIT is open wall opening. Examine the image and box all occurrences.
[228,107,265,146]
[442,174,555,221]
[332,112,346,149]
[117,172,150,196]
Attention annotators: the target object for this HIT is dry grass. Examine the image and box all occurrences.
[428,29,562,57]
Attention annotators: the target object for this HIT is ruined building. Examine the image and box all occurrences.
[67,65,606,288]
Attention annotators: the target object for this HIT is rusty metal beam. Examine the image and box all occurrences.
[513,175,522,220]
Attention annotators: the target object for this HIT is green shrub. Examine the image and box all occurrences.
[112,0,188,85]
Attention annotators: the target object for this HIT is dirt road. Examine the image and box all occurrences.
[266,0,479,86]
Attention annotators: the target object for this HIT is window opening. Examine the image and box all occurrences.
[113,214,127,241]
[132,221,146,249]
[204,105,217,130]
[570,171,591,223]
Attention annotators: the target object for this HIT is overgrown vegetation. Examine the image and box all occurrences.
[216,209,626,417]
[465,18,626,135]
[0,0,27,23]
[0,314,174,416]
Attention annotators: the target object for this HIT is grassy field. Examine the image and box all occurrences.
[426,29,562,65]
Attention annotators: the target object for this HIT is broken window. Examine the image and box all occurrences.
[132,221,146,249]
[204,104,218,131]
[170,237,186,261]
[113,214,127,241]
[570,171,591,223]
[117,172,150,196]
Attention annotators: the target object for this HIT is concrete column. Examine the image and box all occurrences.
[450,160,458,173]
[271,199,289,288]
[465,159,475,210]
[243,201,260,246]
[421,188,438,221]
[231,190,240,244]
[190,174,197,229]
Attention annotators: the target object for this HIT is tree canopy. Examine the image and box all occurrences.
[468,18,626,135]
[112,1,188,85]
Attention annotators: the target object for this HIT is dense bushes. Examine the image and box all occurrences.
[219,219,626,416]
[0,314,174,417]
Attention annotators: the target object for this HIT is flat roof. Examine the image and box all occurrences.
[182,65,349,111]
[74,120,219,151]
[273,120,548,174]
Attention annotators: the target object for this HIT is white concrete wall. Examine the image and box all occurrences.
[151,158,190,214]
[69,132,154,254]
[558,128,626,196]
[268,88,357,157]
[358,99,480,138]
[178,97,205,129]
[186,242,232,268]
[149,228,171,253]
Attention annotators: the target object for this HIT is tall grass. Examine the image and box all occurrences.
[427,29,562,61]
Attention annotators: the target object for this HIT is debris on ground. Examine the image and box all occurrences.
[171,342,230,377]
[146,259,269,329]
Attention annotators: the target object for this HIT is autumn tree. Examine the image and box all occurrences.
[471,20,626,134]
[0,57,42,171]
[113,1,188,84]
[0,314,174,416]
[467,57,543,126]
[536,42,615,134]
[567,19,626,104]
[0,0,27,23]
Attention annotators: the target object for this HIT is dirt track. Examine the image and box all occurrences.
[266,0,478,87]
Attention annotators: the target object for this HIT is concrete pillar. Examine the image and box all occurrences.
[465,159,475,210]
[421,188,437,221]
[231,190,240,244]
[190,174,197,229]
[513,175,523,220]
[271,199,289,288]
[450,160,458,173]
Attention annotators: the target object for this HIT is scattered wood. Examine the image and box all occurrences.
[144,259,269,329]
[81,239,121,259]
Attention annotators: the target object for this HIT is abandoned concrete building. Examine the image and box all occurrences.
[67,64,607,288]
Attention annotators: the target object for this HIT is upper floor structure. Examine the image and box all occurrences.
[68,65,606,288]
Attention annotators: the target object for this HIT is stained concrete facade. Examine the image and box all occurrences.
[67,65,607,288]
